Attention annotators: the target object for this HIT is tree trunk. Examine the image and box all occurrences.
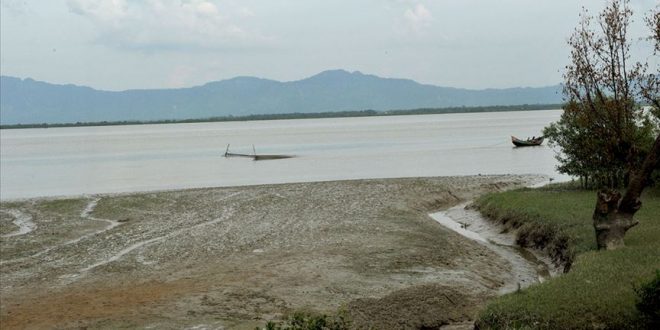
[593,134,660,250]
[593,190,638,249]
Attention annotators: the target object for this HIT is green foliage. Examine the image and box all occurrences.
[635,270,660,328]
[258,311,350,330]
[544,99,657,189]
[474,186,660,329]
[545,0,660,189]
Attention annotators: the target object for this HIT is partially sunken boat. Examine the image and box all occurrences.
[224,145,294,161]
[511,136,544,147]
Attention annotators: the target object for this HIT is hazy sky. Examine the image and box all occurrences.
[1,0,657,91]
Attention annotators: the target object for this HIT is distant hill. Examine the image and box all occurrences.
[0,70,563,125]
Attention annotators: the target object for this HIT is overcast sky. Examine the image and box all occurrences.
[1,0,657,91]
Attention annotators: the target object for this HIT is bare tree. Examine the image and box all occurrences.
[559,0,659,250]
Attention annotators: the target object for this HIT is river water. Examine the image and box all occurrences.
[0,110,567,200]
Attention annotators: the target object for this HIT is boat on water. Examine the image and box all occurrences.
[223,144,294,161]
[511,136,544,147]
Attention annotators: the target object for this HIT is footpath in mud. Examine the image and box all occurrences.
[1,175,543,329]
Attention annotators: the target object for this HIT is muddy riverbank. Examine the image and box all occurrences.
[430,203,561,294]
[1,175,543,329]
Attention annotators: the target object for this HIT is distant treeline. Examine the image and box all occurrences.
[0,104,561,129]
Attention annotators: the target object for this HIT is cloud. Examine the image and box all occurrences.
[1,0,30,15]
[167,65,199,88]
[67,0,269,51]
[403,3,432,34]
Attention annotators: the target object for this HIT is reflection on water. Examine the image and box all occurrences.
[0,110,567,199]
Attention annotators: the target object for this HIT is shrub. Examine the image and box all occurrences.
[259,311,350,330]
[635,270,660,328]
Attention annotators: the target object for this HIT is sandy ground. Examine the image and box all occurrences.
[0,175,542,329]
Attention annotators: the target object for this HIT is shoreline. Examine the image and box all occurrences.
[1,174,546,329]
[0,105,561,130]
[430,203,561,293]
[0,173,551,203]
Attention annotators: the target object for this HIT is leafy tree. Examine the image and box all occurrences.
[545,0,659,250]
[544,99,655,189]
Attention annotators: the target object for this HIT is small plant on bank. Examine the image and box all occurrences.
[258,311,351,330]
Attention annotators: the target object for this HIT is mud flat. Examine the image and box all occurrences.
[0,209,36,238]
[430,204,560,293]
[0,175,543,329]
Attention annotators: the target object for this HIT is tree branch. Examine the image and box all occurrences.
[619,133,660,214]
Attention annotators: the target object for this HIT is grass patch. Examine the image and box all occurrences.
[36,198,87,217]
[92,194,168,219]
[635,271,660,328]
[474,185,660,329]
[0,211,18,236]
[475,184,599,270]
[259,310,351,330]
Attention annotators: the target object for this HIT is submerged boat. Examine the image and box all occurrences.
[223,144,294,161]
[511,136,544,147]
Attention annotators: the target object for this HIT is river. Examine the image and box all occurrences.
[0,110,567,200]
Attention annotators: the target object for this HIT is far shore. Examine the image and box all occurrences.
[0,104,560,129]
[1,174,545,329]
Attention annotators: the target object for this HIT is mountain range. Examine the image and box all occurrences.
[0,70,562,125]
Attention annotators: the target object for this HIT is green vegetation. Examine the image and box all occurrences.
[476,183,596,269]
[0,211,17,236]
[0,104,560,129]
[474,184,660,329]
[258,311,350,330]
[36,198,87,216]
[91,193,178,220]
[543,100,658,189]
[635,271,660,328]
[542,0,659,190]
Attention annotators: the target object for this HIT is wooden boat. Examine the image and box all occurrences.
[511,136,544,147]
